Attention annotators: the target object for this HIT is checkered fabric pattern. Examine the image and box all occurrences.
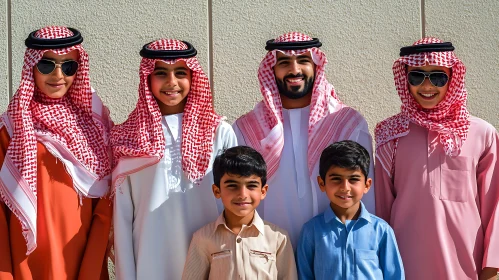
[236,32,362,179]
[0,26,111,254]
[375,37,470,178]
[111,39,223,186]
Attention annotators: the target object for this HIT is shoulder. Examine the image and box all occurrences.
[192,220,219,241]
[469,116,497,136]
[234,101,265,125]
[215,120,234,134]
[365,212,394,234]
[262,220,290,237]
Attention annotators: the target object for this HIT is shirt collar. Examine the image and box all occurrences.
[324,201,372,224]
[214,210,265,235]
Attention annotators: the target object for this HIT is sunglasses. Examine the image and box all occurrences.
[407,71,449,87]
[36,59,79,76]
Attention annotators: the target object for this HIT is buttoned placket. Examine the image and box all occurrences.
[234,224,250,280]
[336,218,359,280]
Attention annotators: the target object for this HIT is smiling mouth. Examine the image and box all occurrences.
[233,202,252,206]
[336,195,353,200]
[161,91,180,96]
[419,92,438,99]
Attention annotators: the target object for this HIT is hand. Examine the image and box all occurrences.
[479,267,498,280]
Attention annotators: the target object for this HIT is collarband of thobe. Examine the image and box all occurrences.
[25,27,83,50]
[399,42,454,56]
[140,41,197,59]
[265,38,322,51]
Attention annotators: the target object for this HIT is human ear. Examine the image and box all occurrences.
[317,176,326,192]
[212,184,221,199]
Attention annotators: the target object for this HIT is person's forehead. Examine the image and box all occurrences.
[275,51,312,59]
[326,165,363,176]
[221,173,262,184]
[42,50,78,61]
[407,63,450,73]
[154,59,188,69]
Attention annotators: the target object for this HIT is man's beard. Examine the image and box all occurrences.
[276,73,315,100]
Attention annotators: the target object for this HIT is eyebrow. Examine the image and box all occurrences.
[153,66,189,71]
[222,179,260,185]
[328,174,362,178]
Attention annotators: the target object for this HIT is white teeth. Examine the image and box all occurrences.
[287,78,302,83]
[420,93,437,98]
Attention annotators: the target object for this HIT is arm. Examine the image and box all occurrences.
[478,127,499,274]
[78,196,112,279]
[223,122,238,149]
[0,126,13,279]
[276,231,297,280]
[113,176,136,280]
[356,127,375,213]
[374,142,396,223]
[296,226,314,280]
[379,226,405,280]
[181,233,210,280]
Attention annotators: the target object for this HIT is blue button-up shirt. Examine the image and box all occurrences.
[296,202,404,280]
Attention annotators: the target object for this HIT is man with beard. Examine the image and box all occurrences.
[233,32,374,247]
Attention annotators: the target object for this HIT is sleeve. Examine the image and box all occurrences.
[354,122,376,213]
[296,224,315,280]
[78,197,112,280]
[0,126,13,279]
[378,225,405,280]
[478,127,499,270]
[374,142,396,223]
[113,176,137,280]
[231,121,247,146]
[276,230,298,280]
[181,233,210,280]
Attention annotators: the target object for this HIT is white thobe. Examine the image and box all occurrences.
[233,106,375,247]
[114,114,237,280]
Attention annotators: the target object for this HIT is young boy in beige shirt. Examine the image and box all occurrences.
[182,146,298,280]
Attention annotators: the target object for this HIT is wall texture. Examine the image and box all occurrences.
[3,0,498,132]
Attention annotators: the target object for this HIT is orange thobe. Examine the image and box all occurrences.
[0,127,112,280]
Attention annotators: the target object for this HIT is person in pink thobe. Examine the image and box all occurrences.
[375,37,499,279]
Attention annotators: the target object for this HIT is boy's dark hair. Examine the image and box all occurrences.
[319,140,370,181]
[213,146,267,187]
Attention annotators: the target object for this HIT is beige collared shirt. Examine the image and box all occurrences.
[182,210,298,280]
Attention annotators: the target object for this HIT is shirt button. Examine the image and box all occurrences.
[236,237,242,243]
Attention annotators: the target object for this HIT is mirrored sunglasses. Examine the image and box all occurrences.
[36,59,79,76]
[407,71,449,87]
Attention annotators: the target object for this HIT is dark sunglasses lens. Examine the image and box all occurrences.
[407,72,425,86]
[36,60,56,74]
[429,73,449,87]
[61,61,79,76]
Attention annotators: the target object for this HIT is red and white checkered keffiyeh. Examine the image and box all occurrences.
[111,39,223,189]
[235,32,364,179]
[0,26,112,254]
[375,37,470,178]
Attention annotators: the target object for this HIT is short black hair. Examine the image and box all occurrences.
[213,146,267,187]
[319,140,370,181]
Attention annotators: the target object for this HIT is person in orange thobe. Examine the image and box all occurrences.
[0,26,113,280]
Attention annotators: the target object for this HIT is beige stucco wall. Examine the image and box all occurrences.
[3,1,498,131]
[0,0,8,113]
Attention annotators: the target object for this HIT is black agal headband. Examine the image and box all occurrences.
[265,38,322,51]
[25,27,83,50]
[140,41,197,59]
[399,42,454,56]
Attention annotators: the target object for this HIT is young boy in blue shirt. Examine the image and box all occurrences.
[297,140,404,279]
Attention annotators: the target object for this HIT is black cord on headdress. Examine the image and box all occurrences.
[25,27,83,50]
[140,41,197,59]
[265,38,322,51]
[400,42,454,56]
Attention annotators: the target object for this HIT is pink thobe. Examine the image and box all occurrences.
[375,116,499,279]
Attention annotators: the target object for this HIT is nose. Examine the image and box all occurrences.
[420,76,434,88]
[339,180,351,191]
[165,72,178,87]
[52,65,64,79]
[289,60,301,75]
[238,187,249,199]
